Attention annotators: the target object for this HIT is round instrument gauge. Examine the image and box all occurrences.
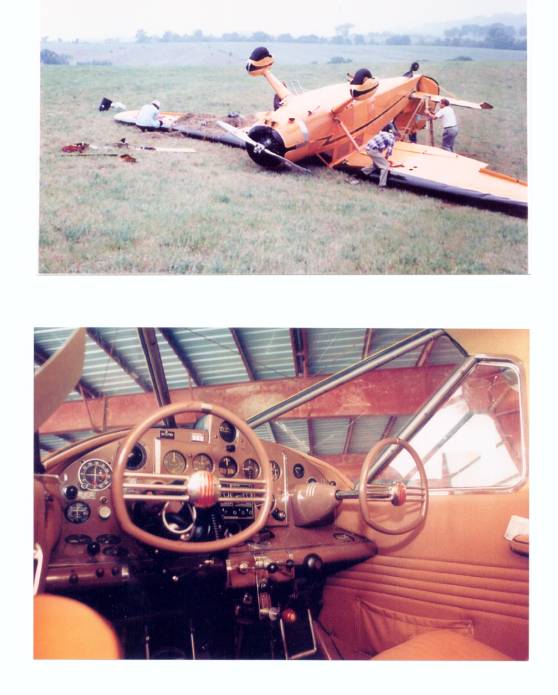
[219,420,237,443]
[126,443,146,471]
[192,453,214,472]
[219,456,238,477]
[243,458,260,479]
[164,450,187,475]
[293,463,305,479]
[78,459,112,491]
[271,460,281,480]
[65,502,91,524]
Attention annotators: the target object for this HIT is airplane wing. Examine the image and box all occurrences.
[411,92,493,110]
[114,110,185,129]
[342,142,527,217]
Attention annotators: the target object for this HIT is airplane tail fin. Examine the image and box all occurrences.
[413,92,494,110]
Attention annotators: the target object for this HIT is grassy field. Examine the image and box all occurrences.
[39,53,527,274]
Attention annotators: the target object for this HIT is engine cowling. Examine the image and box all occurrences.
[246,125,287,169]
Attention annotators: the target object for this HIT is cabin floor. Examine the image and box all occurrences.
[54,569,326,659]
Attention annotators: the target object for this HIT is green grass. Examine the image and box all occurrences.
[39,59,527,274]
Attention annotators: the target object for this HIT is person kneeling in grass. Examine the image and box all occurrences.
[136,99,163,132]
[362,124,398,187]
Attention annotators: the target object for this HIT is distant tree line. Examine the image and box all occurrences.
[438,23,526,50]
[134,21,526,50]
[40,48,71,64]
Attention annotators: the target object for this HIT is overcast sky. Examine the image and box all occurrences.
[41,0,526,40]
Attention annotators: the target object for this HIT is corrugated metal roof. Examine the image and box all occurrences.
[349,415,392,453]
[312,417,352,455]
[429,334,465,365]
[253,422,276,443]
[84,328,149,395]
[307,328,366,374]
[165,328,249,385]
[154,330,192,390]
[35,328,466,459]
[237,328,295,380]
[271,419,310,453]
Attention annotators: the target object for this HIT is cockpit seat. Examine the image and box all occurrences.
[34,594,122,659]
[371,629,511,661]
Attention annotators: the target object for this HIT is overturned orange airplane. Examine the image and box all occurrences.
[116,47,527,216]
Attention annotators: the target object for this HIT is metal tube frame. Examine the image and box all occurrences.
[247,329,446,429]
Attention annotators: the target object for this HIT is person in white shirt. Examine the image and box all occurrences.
[428,98,458,152]
[135,100,163,131]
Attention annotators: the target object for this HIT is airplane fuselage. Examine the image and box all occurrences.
[249,74,437,166]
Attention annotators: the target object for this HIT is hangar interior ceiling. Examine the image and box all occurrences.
[34,328,465,478]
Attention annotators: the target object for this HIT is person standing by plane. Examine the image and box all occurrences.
[362,124,399,187]
[135,99,163,131]
[428,98,458,151]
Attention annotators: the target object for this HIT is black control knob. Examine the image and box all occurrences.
[285,559,295,570]
[267,562,279,574]
[87,542,100,556]
[259,579,270,592]
[271,508,286,521]
[69,571,79,584]
[64,485,78,500]
[95,567,105,578]
[303,553,323,575]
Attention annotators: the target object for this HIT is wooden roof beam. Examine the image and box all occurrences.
[362,329,374,359]
[343,417,357,454]
[138,328,175,428]
[289,328,309,377]
[416,336,437,368]
[289,329,299,376]
[158,328,200,386]
[381,415,398,439]
[300,329,310,377]
[307,418,316,456]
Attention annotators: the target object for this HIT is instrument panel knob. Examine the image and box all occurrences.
[87,542,100,556]
[303,553,323,575]
[64,485,78,500]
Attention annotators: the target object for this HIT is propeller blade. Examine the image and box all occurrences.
[216,120,311,175]
[216,119,258,146]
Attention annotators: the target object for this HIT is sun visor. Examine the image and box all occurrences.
[34,328,86,430]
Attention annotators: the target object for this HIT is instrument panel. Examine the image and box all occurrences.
[53,415,330,549]
[42,414,343,592]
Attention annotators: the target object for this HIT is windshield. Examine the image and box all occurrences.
[375,361,525,490]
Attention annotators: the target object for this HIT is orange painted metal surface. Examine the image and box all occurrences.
[254,74,431,165]
[343,142,528,203]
